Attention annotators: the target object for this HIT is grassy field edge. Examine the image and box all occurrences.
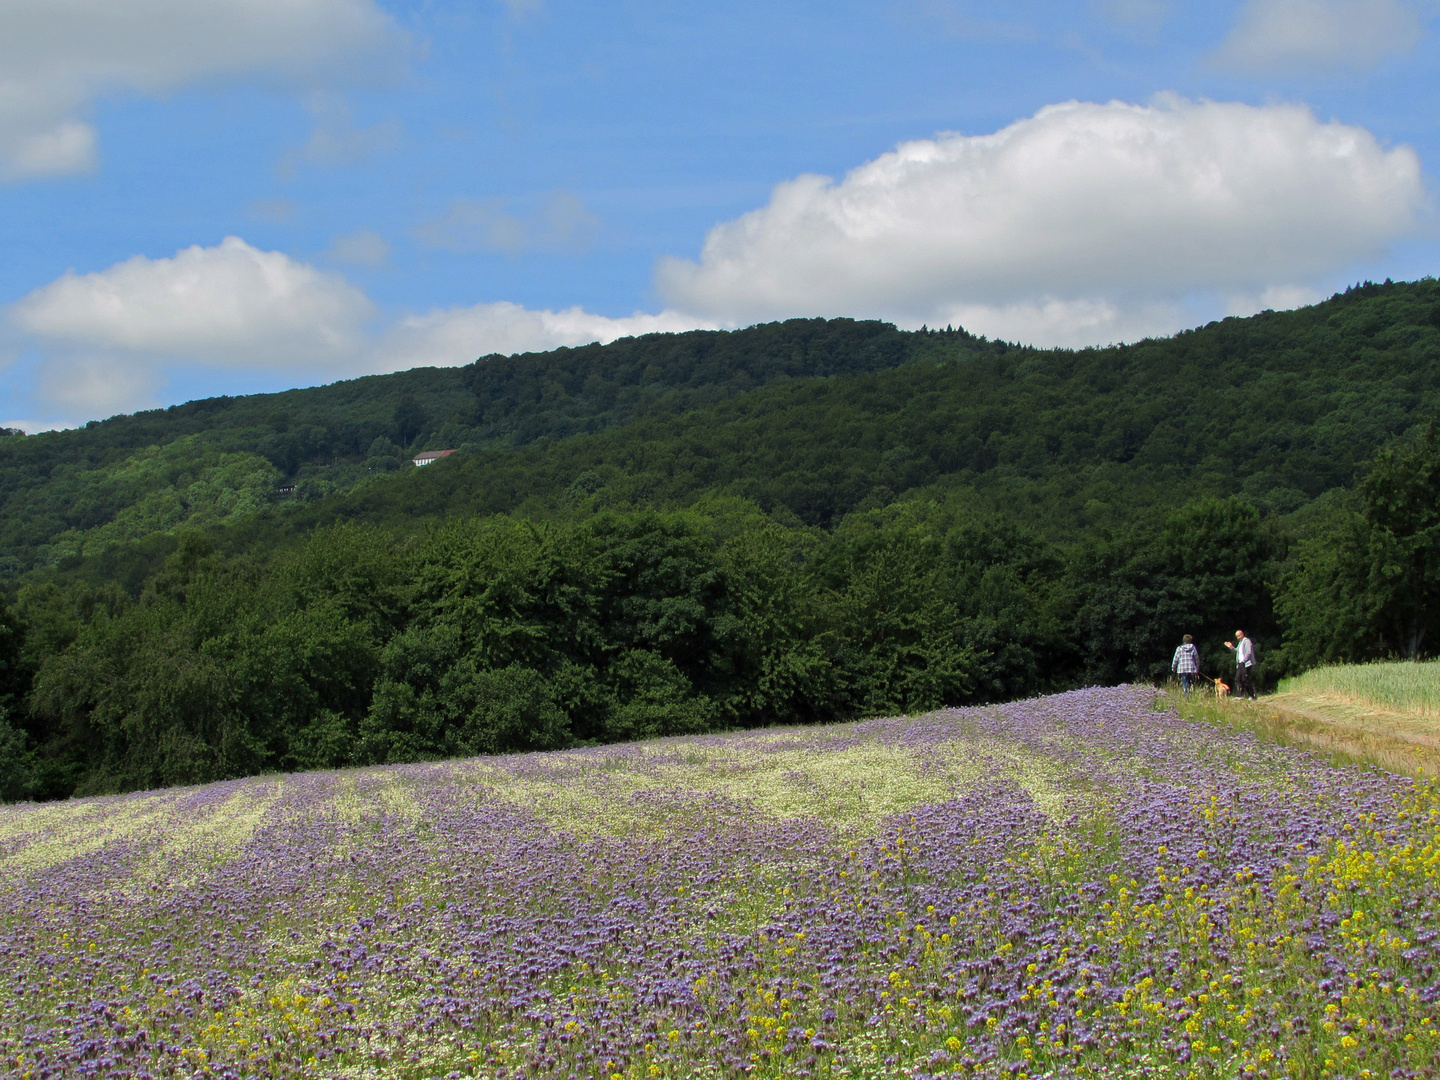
[1169,682,1440,779]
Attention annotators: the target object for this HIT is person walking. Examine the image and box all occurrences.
[1224,630,1257,699]
[1171,634,1201,694]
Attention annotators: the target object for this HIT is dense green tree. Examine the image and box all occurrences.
[0,318,938,578]
[393,395,429,448]
[1273,504,1368,670]
[1072,498,1280,685]
[1354,426,1440,658]
[0,599,33,801]
[359,511,760,759]
[23,527,401,793]
[0,490,1328,801]
[0,716,29,803]
[1278,426,1440,665]
[811,499,1069,712]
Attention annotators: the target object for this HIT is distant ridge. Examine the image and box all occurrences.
[2,279,1439,582]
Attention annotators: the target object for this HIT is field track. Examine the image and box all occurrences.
[1182,660,1440,780]
[3,685,1439,1079]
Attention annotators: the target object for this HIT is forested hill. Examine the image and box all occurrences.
[6,279,1440,584]
[0,318,948,578]
[5,278,1440,803]
[263,276,1440,540]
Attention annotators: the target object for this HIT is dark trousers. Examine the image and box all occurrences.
[1235,665,1256,699]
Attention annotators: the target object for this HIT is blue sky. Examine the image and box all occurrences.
[2,0,1437,429]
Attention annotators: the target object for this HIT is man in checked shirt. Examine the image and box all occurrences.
[1224,629,1257,700]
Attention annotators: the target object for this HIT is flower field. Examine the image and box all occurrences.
[3,685,1439,1080]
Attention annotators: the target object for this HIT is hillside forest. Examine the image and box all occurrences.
[4,278,1440,802]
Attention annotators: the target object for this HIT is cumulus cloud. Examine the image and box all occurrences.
[1211,0,1425,75]
[8,237,378,414]
[5,237,705,418]
[11,237,375,363]
[413,192,601,255]
[656,96,1426,345]
[0,0,409,180]
[375,303,709,372]
[930,298,1188,350]
[33,356,167,418]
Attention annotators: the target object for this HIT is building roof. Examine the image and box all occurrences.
[412,448,458,465]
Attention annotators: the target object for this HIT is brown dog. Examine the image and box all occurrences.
[1214,678,1230,701]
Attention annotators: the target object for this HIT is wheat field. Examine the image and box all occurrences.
[1278,660,1440,719]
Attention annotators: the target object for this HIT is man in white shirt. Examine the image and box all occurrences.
[1223,630,1257,699]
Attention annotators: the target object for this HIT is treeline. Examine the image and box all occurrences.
[1279,425,1440,667]
[1,492,1281,802]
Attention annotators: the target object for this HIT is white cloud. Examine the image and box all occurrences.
[7,121,98,177]
[375,303,709,371]
[0,0,409,180]
[34,356,165,418]
[414,192,601,254]
[1223,283,1326,317]
[10,236,375,367]
[656,96,1426,346]
[6,237,706,418]
[326,230,391,267]
[1211,0,1425,75]
[931,298,1187,348]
